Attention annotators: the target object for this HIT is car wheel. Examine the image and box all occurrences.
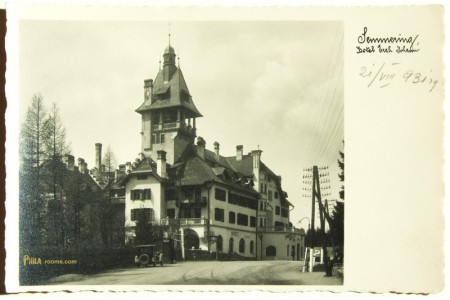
[139,254,150,267]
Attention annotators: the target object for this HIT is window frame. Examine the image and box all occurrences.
[214,208,225,222]
[229,211,236,224]
[239,238,245,253]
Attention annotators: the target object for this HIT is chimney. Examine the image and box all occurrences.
[125,162,132,173]
[157,150,167,178]
[251,149,263,192]
[196,137,206,160]
[138,152,145,161]
[144,79,153,104]
[84,162,89,175]
[251,149,262,169]
[95,143,102,177]
[214,141,220,161]
[64,154,75,171]
[236,145,243,161]
[78,158,85,174]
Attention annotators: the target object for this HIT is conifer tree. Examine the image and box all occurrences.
[331,144,344,250]
[43,103,70,246]
[19,94,49,247]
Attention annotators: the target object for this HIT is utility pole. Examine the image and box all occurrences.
[303,165,332,265]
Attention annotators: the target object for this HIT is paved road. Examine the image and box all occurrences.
[49,261,343,285]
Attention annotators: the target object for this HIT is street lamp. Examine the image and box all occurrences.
[298,217,311,230]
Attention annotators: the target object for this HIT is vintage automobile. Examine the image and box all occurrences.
[134,244,164,267]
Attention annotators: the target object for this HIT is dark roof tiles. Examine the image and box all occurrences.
[136,69,202,117]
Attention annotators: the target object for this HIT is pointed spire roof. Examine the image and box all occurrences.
[136,46,202,118]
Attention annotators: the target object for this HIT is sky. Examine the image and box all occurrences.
[19,20,343,229]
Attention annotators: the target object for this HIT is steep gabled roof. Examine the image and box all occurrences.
[118,156,167,185]
[169,145,259,196]
[135,69,202,117]
[224,153,293,207]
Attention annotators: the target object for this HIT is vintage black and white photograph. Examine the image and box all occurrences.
[17,19,344,286]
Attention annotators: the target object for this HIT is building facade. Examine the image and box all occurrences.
[112,43,305,260]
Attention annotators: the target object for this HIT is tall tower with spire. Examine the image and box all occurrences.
[136,43,202,165]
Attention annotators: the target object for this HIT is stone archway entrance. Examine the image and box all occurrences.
[184,228,200,250]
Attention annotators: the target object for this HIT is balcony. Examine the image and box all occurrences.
[161,217,208,226]
[258,226,304,234]
[110,196,125,204]
[162,122,177,129]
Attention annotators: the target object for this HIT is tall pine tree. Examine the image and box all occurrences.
[42,103,70,246]
[331,144,344,251]
[19,94,49,247]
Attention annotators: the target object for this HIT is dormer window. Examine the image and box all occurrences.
[154,86,171,100]
[181,90,190,102]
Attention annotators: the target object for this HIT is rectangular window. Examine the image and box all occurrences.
[131,208,153,222]
[166,208,175,218]
[281,208,289,218]
[228,193,257,210]
[260,183,263,193]
[229,211,236,224]
[194,207,202,218]
[160,133,165,143]
[275,221,284,228]
[215,188,227,201]
[237,213,249,226]
[249,199,258,210]
[131,189,140,200]
[215,208,224,222]
[152,134,157,144]
[275,206,281,215]
[131,189,151,200]
[143,189,151,200]
[184,188,193,199]
[274,191,279,199]
[250,216,256,228]
[181,207,191,218]
[259,218,263,227]
[268,191,273,201]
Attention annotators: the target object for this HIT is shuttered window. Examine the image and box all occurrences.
[131,208,154,222]
[131,189,151,200]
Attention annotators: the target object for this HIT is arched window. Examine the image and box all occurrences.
[266,245,276,256]
[217,235,223,252]
[250,241,254,254]
[229,238,234,254]
[239,238,245,253]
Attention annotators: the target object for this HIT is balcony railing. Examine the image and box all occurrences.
[160,217,208,226]
[162,122,177,129]
[258,226,304,234]
[110,196,125,204]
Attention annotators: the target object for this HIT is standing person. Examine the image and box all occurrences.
[291,247,295,261]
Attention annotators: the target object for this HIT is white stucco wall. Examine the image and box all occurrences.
[125,174,163,227]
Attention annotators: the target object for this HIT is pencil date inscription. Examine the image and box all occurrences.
[359,63,439,92]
